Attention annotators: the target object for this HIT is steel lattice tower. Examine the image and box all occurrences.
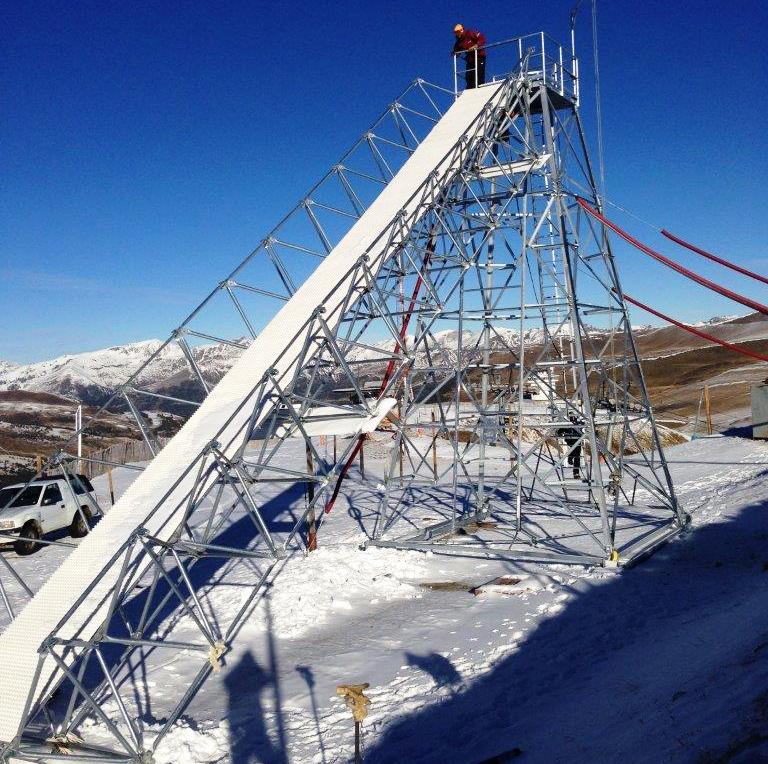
[357,55,685,564]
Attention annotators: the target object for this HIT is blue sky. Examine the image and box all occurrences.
[2,0,766,363]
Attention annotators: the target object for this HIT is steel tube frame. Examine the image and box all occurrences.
[364,55,680,564]
[2,438,283,761]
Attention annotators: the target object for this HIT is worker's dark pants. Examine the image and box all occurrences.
[465,55,486,89]
[565,441,581,478]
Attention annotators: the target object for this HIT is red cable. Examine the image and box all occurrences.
[324,237,436,515]
[576,198,768,316]
[621,291,768,362]
[661,229,768,287]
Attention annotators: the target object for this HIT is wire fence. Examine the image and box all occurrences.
[80,438,171,478]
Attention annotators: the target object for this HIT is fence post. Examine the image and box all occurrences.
[704,384,713,435]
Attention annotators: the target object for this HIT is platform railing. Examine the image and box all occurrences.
[453,31,578,103]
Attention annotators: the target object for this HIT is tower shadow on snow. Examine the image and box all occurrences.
[365,492,768,763]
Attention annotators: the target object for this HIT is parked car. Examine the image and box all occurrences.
[0,474,99,555]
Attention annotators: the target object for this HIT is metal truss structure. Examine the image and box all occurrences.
[0,79,455,620]
[364,47,687,566]
[52,78,455,459]
[0,33,685,763]
[0,63,507,762]
[70,79,455,459]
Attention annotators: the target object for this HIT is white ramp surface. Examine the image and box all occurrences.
[0,83,501,742]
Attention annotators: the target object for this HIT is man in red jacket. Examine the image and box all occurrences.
[453,23,487,89]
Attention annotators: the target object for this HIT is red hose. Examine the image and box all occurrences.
[661,229,768,287]
[324,237,435,515]
[577,198,768,316]
[621,291,768,362]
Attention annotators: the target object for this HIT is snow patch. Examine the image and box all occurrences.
[260,547,430,639]
[153,720,230,764]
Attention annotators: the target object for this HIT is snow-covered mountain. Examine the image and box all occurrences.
[346,313,768,366]
[694,314,740,326]
[0,361,19,376]
[0,313,764,408]
[0,327,564,405]
[0,339,246,406]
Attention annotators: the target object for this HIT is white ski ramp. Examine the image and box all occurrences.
[0,82,502,743]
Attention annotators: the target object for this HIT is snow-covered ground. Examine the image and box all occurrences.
[2,433,768,762]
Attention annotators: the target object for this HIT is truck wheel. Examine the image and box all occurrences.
[14,522,41,556]
[70,506,92,539]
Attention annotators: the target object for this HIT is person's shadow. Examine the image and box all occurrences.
[224,650,287,764]
[405,651,462,691]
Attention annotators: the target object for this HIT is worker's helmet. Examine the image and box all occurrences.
[454,23,464,33]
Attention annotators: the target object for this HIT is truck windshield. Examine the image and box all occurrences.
[0,486,43,509]
[72,475,94,494]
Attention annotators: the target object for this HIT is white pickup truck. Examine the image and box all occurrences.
[0,474,99,555]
